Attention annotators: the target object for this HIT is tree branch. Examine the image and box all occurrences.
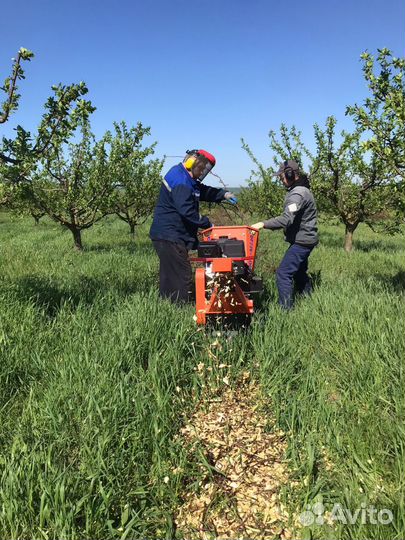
[0,51,22,124]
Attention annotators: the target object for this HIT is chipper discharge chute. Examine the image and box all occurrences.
[190,226,263,326]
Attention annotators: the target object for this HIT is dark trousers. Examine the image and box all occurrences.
[152,240,193,303]
[276,243,314,309]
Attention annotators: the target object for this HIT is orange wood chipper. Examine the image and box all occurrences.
[190,226,263,326]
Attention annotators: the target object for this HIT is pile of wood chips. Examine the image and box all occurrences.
[176,382,294,539]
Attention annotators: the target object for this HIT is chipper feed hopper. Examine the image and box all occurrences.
[191,226,263,326]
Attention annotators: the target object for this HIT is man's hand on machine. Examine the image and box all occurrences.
[251,222,264,230]
[224,192,238,205]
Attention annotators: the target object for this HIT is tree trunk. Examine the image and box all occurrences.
[129,221,136,237]
[31,212,44,225]
[70,227,83,250]
[344,223,358,252]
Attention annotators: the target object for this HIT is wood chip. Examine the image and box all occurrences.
[175,383,294,539]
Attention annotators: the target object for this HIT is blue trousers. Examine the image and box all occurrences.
[276,243,314,309]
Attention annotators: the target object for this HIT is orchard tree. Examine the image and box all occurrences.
[312,116,394,252]
[1,48,94,196]
[1,48,33,201]
[31,116,113,250]
[0,48,33,127]
[107,121,163,236]
[29,207,45,225]
[3,182,45,224]
[239,124,311,216]
[241,118,399,252]
[347,48,405,180]
[346,48,405,218]
[1,82,95,184]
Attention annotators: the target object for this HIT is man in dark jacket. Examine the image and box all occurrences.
[150,149,237,303]
[252,160,318,309]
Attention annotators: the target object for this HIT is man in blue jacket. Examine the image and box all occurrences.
[150,149,237,303]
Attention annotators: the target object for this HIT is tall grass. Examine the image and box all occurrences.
[0,213,403,539]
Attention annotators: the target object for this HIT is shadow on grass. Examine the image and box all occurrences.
[84,240,155,255]
[255,270,322,310]
[361,270,405,294]
[12,273,157,317]
[391,271,405,291]
[319,231,402,253]
[354,238,403,253]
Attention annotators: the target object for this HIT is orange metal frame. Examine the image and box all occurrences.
[194,226,260,324]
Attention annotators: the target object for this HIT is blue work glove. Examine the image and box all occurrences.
[224,192,238,205]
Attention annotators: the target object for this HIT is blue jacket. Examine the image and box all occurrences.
[150,163,226,249]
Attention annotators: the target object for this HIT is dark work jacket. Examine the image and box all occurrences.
[263,183,318,246]
[150,163,226,249]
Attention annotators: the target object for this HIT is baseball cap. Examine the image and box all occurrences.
[275,160,300,176]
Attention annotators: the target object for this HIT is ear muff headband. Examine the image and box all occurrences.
[284,160,295,182]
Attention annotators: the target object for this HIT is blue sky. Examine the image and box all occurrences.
[1,0,404,186]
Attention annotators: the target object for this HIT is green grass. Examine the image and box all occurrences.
[0,213,404,539]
